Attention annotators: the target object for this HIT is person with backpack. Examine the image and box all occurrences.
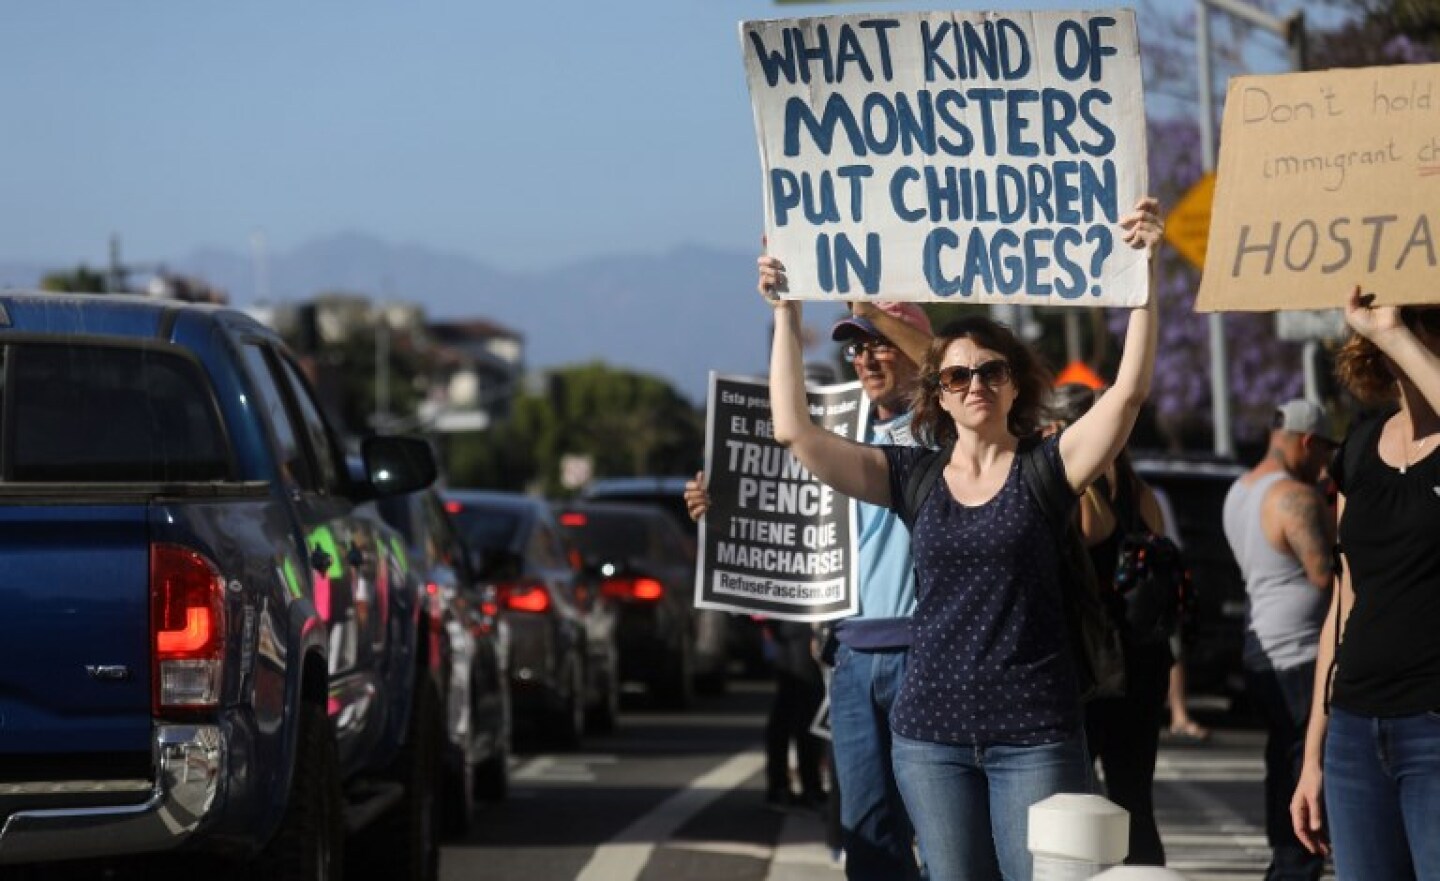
[1291,292,1440,881]
[1224,398,1338,881]
[1047,382,1177,867]
[755,196,1163,881]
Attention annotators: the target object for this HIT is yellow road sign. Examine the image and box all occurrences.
[1165,173,1216,271]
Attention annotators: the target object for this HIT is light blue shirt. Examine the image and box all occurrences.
[836,410,920,649]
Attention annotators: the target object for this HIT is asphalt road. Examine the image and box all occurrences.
[441,684,1334,881]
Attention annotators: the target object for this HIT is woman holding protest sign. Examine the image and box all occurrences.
[1291,289,1440,881]
[757,195,1163,881]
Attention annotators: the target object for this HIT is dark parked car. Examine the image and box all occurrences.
[377,488,512,831]
[1133,453,1248,700]
[582,476,767,678]
[444,490,620,747]
[556,500,728,705]
[582,476,694,535]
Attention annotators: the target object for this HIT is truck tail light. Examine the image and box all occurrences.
[498,582,551,614]
[152,543,225,713]
[601,576,664,602]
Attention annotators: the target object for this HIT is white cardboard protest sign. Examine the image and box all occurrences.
[741,9,1149,307]
[696,373,866,622]
[1196,63,1440,312]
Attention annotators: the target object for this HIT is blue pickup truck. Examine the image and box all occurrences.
[0,292,450,881]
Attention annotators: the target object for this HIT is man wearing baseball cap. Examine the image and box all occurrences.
[1222,398,1340,881]
[821,300,930,880]
[685,300,931,879]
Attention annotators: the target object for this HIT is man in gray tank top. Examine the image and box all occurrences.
[1222,399,1339,881]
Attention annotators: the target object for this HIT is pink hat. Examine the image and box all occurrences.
[831,301,933,341]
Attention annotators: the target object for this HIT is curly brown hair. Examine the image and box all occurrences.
[1333,307,1440,406]
[910,315,1054,446]
[1334,333,1396,406]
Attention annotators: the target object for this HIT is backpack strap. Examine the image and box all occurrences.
[898,440,953,530]
[1016,437,1072,535]
[1111,471,1144,536]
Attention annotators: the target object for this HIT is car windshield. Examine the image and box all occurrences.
[451,506,523,552]
[561,511,650,560]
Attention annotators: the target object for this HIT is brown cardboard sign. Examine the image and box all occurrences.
[1196,63,1440,312]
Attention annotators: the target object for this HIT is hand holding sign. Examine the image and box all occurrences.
[1119,196,1164,254]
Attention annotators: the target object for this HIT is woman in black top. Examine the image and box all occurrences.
[1049,383,1173,867]
[1291,288,1440,880]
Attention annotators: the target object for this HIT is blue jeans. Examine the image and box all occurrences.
[1325,706,1440,881]
[892,731,1091,881]
[830,644,921,880]
[1245,662,1324,881]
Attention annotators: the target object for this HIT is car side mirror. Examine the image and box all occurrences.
[361,436,437,498]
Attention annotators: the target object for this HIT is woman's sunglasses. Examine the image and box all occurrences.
[934,360,1012,393]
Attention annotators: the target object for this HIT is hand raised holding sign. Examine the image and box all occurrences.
[1343,284,1404,342]
[757,255,787,303]
[1119,196,1164,255]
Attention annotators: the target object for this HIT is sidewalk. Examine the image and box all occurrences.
[763,728,1331,881]
[765,809,843,881]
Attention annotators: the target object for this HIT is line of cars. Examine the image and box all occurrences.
[379,483,737,767]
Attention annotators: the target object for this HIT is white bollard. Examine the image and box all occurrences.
[1028,793,1129,881]
[1089,868,1193,880]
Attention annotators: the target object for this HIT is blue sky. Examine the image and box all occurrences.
[2,0,1187,276]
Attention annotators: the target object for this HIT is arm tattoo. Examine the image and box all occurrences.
[1279,484,1333,586]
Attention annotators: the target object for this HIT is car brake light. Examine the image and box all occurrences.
[499,582,551,613]
[558,512,587,527]
[151,543,225,713]
[601,576,664,602]
[444,500,463,514]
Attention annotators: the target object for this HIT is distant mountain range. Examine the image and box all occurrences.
[0,234,846,405]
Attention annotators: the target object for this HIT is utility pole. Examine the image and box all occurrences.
[108,234,124,294]
[376,314,391,431]
[1195,0,1306,457]
[250,230,270,303]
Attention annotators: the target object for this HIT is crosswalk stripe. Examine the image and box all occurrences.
[574,750,766,881]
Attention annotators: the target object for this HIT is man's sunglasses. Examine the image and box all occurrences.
[843,339,896,360]
[934,360,1012,393]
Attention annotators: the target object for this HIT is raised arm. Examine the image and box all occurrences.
[850,300,931,366]
[761,257,892,506]
[1344,286,1440,411]
[1059,196,1163,492]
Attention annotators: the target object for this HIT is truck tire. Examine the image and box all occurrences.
[474,742,509,801]
[440,743,476,838]
[654,636,695,710]
[254,701,344,881]
[359,680,442,881]
[587,656,621,735]
[475,684,511,801]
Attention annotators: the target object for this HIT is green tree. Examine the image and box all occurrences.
[1310,0,1439,67]
[39,265,109,293]
[444,362,703,495]
[321,331,425,436]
